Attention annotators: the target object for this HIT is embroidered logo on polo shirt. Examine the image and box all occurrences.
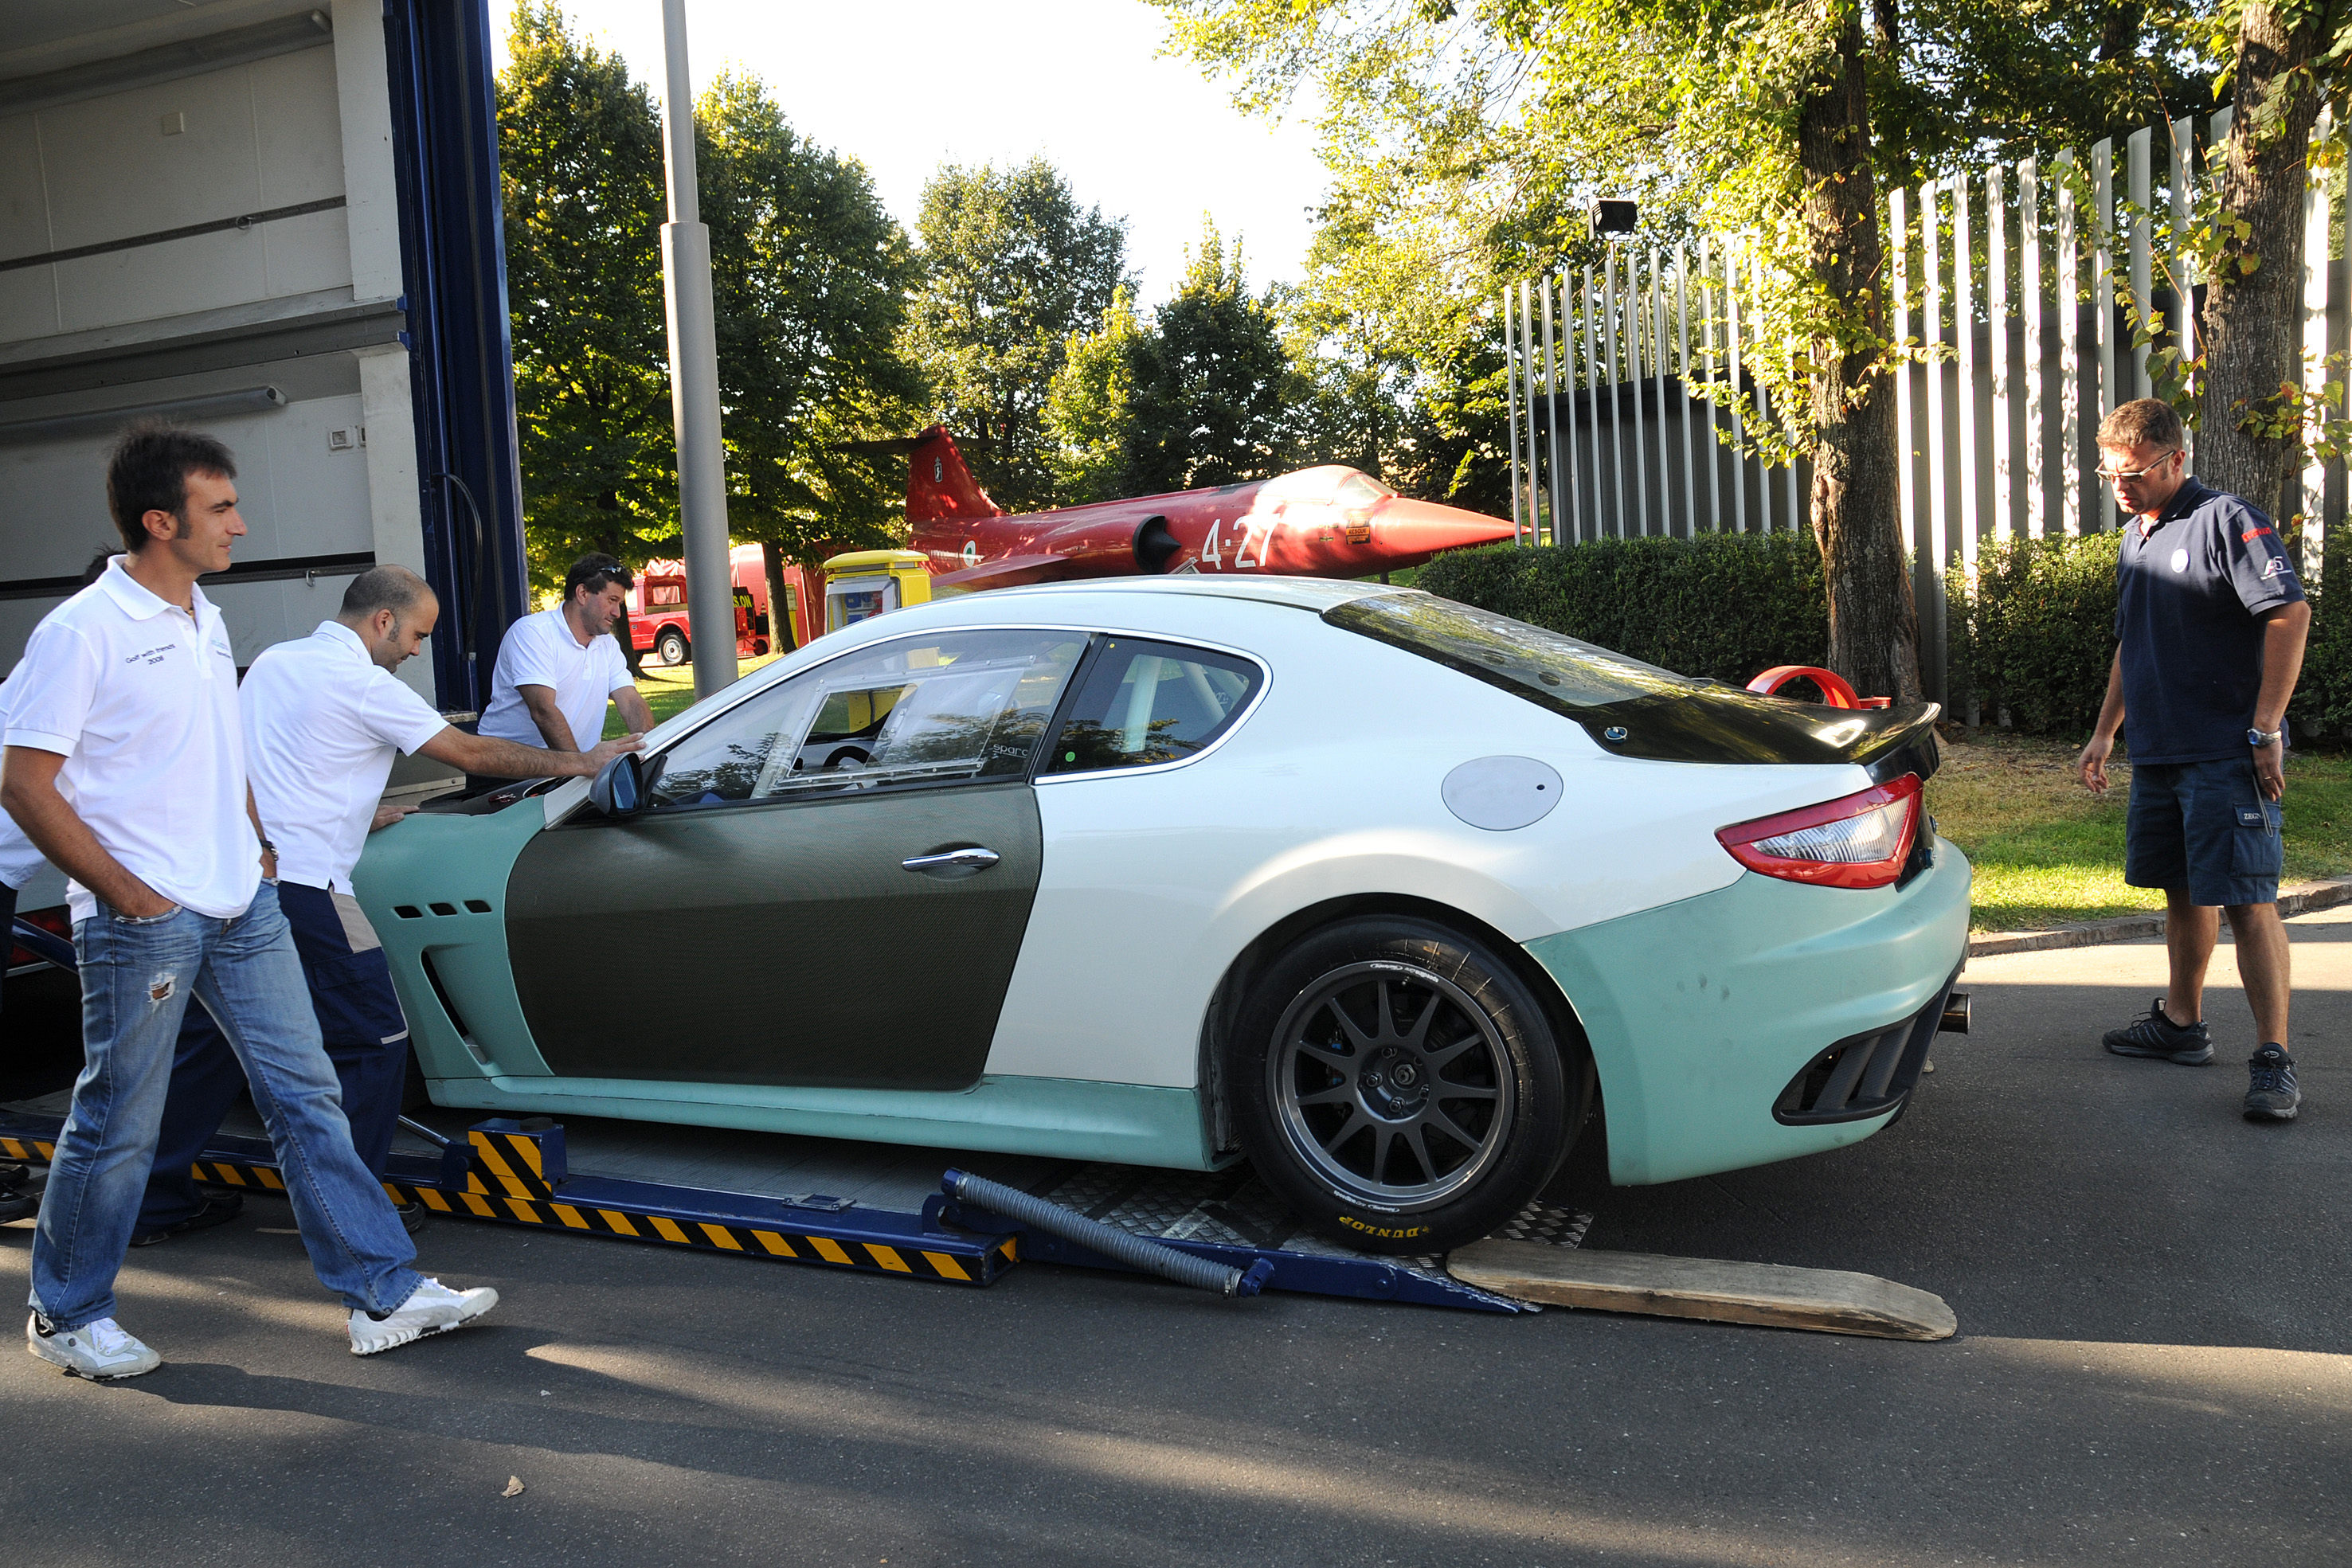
[2263,557,2291,578]
[2170,548,2190,573]
[123,644,175,667]
[2244,526,2276,541]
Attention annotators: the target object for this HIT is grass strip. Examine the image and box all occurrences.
[1927,733,2352,931]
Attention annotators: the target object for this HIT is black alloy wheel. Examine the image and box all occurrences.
[1227,916,1581,1254]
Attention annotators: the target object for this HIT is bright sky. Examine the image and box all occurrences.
[487,1,1331,304]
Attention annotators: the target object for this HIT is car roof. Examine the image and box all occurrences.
[645,574,1402,749]
[945,574,1395,613]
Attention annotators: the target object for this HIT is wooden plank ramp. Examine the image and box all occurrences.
[1447,1240,1957,1341]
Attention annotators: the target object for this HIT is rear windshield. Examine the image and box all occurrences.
[1322,592,1700,710]
[1323,590,1939,768]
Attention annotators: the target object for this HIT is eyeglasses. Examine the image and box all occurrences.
[2095,450,2180,483]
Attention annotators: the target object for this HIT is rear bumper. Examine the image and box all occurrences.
[1521,837,1972,1186]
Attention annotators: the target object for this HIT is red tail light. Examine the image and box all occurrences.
[1716,774,1923,890]
[8,906,70,968]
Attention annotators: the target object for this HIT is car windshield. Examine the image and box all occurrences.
[644,630,1083,808]
[1323,591,1698,710]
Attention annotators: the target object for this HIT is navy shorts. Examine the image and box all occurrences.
[2124,755,2284,907]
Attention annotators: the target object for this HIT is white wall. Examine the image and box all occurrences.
[0,44,350,342]
[0,15,439,703]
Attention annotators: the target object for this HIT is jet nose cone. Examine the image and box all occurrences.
[1372,496,1516,560]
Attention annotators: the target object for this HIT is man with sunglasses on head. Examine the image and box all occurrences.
[2077,398,2312,1121]
[475,553,654,782]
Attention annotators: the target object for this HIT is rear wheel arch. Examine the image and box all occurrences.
[1196,893,1596,1165]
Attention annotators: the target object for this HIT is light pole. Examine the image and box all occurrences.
[659,0,734,700]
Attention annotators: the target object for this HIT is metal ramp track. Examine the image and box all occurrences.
[0,1107,1569,1313]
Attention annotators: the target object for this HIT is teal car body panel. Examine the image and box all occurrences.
[429,1073,1221,1168]
[353,802,552,1080]
[1521,837,1973,1187]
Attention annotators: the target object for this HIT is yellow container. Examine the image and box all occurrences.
[819,549,932,635]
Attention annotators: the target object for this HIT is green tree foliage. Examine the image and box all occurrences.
[904,160,1133,511]
[497,2,673,591]
[1875,0,2221,188]
[1042,287,1145,504]
[695,71,925,566]
[1122,223,1297,491]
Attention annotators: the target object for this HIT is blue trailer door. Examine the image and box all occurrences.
[383,0,530,718]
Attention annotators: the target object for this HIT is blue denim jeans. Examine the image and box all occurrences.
[29,883,422,1328]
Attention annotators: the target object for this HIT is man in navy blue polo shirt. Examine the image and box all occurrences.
[2077,398,2311,1120]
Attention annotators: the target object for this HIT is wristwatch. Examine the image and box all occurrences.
[2248,727,2284,747]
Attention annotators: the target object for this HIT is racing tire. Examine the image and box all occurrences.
[1227,917,1577,1255]
[655,628,687,667]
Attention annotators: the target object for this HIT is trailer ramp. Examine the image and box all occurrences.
[1,1099,1583,1314]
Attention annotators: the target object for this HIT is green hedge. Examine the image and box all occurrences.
[1414,534,1828,685]
[1946,530,2123,736]
[1954,527,2352,738]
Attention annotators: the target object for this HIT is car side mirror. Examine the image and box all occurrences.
[589,751,646,819]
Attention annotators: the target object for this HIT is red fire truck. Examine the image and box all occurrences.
[626,545,818,666]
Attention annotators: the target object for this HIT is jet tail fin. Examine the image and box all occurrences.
[906,427,1001,525]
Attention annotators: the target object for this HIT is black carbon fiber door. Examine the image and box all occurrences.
[503,783,1043,1090]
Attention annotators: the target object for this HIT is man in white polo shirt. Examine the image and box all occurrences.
[0,425,496,1378]
[476,552,653,768]
[135,565,644,1244]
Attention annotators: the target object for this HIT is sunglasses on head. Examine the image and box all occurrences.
[2096,449,2179,483]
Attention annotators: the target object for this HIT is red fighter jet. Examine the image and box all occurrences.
[895,427,1514,590]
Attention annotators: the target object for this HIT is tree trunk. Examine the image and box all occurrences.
[2197,2,2331,528]
[1798,4,1924,706]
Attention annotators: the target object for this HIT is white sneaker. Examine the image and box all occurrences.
[348,1277,498,1356]
[26,1312,161,1379]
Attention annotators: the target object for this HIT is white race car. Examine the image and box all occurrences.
[361,577,1971,1253]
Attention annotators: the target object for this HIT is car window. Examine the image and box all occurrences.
[1043,638,1263,776]
[1322,590,1698,709]
[647,629,1085,810]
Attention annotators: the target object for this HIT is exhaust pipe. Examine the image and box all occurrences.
[1939,991,1970,1034]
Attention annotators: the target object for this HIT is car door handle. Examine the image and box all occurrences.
[902,847,1001,877]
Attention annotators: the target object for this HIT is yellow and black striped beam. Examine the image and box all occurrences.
[0,1135,54,1163]
[385,1177,1016,1284]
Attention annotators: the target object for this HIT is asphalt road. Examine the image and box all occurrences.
[2,911,2346,1566]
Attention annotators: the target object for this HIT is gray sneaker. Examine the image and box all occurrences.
[26,1312,161,1379]
[2103,996,2215,1065]
[349,1277,497,1356]
[2244,1044,2302,1120]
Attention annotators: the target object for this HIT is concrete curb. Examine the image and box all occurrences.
[1967,875,2352,957]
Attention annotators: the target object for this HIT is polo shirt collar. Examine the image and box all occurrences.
[2139,477,2211,536]
[315,619,370,659]
[96,556,214,622]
